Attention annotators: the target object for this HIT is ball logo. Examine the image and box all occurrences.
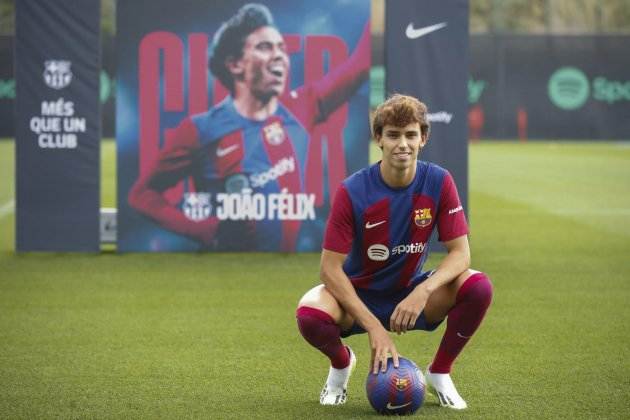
[395,377,411,391]
[43,60,73,90]
[367,244,389,261]
[548,67,590,110]
[183,193,212,221]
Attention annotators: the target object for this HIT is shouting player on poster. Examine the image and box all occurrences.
[296,95,493,409]
[129,3,369,251]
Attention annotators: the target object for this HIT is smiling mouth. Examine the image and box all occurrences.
[268,64,285,78]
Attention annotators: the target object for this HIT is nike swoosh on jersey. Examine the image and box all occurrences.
[386,401,412,410]
[216,144,239,157]
[365,220,386,229]
[405,22,447,39]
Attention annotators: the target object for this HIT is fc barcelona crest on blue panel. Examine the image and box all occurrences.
[43,60,73,89]
[183,193,212,221]
[414,208,432,228]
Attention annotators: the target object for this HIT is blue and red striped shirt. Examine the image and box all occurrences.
[323,161,468,291]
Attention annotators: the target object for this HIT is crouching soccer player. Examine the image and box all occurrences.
[296,94,493,409]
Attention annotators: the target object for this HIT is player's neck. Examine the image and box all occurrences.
[379,161,417,188]
[233,87,278,121]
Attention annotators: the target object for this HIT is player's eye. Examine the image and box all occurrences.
[257,42,273,51]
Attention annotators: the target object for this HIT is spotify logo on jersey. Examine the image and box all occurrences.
[548,67,590,110]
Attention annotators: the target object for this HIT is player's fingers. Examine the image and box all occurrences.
[380,351,389,373]
[373,349,383,374]
[402,311,414,333]
[407,314,418,330]
[389,308,399,333]
[371,349,377,375]
[372,350,382,375]
[393,311,405,334]
[392,349,400,368]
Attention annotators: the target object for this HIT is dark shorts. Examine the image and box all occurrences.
[340,270,443,338]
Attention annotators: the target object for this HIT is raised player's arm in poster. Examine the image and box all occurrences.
[282,21,370,129]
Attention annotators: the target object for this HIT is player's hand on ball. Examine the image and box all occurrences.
[368,326,399,374]
[390,286,430,335]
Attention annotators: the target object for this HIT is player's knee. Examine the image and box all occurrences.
[460,271,493,308]
[296,285,348,327]
[297,284,327,311]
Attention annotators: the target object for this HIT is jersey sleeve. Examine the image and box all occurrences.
[147,117,200,189]
[437,171,469,242]
[322,184,355,254]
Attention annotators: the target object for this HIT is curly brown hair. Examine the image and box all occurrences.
[209,4,275,94]
[372,94,430,138]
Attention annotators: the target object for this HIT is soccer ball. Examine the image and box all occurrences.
[365,356,425,415]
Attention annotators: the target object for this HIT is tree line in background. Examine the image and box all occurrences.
[1,0,630,35]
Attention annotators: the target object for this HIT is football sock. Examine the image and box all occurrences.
[296,306,350,369]
[430,272,493,374]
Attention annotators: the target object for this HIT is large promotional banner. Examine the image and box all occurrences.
[386,0,469,215]
[15,0,101,252]
[117,0,370,252]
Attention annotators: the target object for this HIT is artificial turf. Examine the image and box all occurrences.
[0,139,629,418]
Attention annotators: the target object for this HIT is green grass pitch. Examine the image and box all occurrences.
[1,139,629,418]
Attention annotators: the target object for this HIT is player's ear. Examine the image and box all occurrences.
[226,56,244,77]
[375,134,383,149]
[419,132,429,148]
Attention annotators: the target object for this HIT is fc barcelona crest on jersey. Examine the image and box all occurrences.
[263,121,286,146]
[414,208,432,228]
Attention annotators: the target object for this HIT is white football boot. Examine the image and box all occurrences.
[319,347,357,405]
[425,364,468,410]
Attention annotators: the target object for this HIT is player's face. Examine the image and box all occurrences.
[377,123,427,171]
[232,26,289,99]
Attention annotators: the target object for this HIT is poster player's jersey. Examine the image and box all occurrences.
[155,96,316,252]
[323,161,468,292]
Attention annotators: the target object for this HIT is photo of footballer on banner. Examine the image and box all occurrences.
[117,0,370,252]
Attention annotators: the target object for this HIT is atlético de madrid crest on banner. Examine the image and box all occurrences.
[43,60,73,89]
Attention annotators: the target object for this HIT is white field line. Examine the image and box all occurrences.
[0,199,15,219]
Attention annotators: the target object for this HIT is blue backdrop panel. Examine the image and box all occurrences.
[15,0,101,251]
[385,0,469,216]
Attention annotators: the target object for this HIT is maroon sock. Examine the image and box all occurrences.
[430,272,493,374]
[296,306,350,369]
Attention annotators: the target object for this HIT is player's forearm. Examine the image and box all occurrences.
[418,246,470,295]
[316,22,370,118]
[320,264,382,331]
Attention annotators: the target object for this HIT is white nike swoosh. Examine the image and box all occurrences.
[457,332,471,339]
[216,144,239,157]
[387,401,412,410]
[365,220,386,229]
[405,22,447,39]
